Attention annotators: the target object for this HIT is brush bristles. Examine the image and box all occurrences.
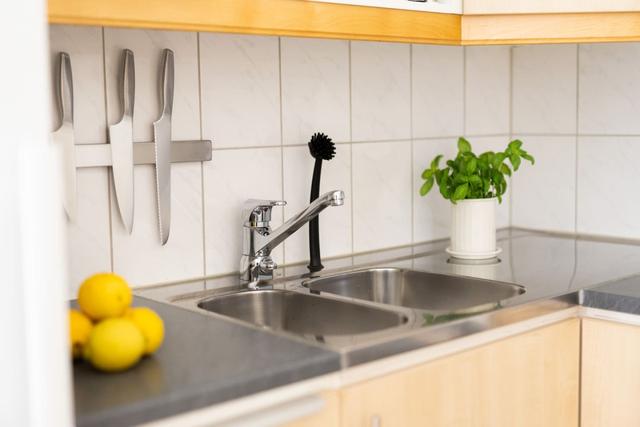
[308,132,336,161]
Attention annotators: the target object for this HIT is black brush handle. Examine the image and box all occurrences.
[308,158,324,273]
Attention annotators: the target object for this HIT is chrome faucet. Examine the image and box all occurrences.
[240,190,345,288]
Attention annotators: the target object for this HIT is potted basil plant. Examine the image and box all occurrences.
[420,137,534,259]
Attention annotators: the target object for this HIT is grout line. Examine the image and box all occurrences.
[278,37,286,264]
[100,27,115,272]
[508,45,514,228]
[574,44,580,235]
[462,45,467,136]
[197,31,207,285]
[348,40,355,255]
[409,43,415,246]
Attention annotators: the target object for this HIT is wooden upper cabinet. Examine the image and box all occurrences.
[464,0,640,15]
[341,319,580,427]
[48,0,640,45]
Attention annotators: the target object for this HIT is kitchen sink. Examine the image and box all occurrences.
[197,289,407,336]
[304,268,525,312]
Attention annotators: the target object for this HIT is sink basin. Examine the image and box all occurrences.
[197,289,407,336]
[304,268,524,312]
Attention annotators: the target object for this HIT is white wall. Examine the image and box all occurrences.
[51,25,517,292]
[510,43,640,240]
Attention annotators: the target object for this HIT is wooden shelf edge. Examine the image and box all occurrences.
[48,0,461,45]
[462,12,640,45]
[47,1,640,46]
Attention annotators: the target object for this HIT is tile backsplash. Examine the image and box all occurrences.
[50,25,639,294]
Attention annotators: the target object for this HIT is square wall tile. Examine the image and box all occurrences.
[577,137,640,238]
[111,164,204,286]
[49,25,112,294]
[105,29,204,286]
[413,138,458,242]
[465,46,511,135]
[282,145,352,265]
[351,41,411,142]
[512,136,576,232]
[281,37,350,145]
[352,141,412,252]
[104,28,200,141]
[469,136,512,228]
[49,25,107,143]
[579,43,640,135]
[204,148,283,276]
[67,170,112,294]
[513,45,577,134]
[200,34,281,148]
[412,45,464,138]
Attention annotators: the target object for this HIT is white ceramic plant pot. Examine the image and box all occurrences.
[448,198,500,260]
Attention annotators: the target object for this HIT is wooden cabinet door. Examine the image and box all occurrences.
[581,318,640,427]
[340,319,580,427]
[282,392,340,427]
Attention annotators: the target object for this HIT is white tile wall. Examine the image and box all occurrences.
[49,26,111,294]
[465,46,511,136]
[512,136,576,232]
[59,27,640,289]
[512,45,577,135]
[577,137,640,238]
[200,34,281,149]
[352,141,412,252]
[351,41,411,142]
[281,38,350,145]
[412,45,464,138]
[579,43,640,135]
[104,29,205,287]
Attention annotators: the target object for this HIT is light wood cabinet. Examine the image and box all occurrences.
[581,318,640,427]
[282,392,341,427]
[340,319,580,427]
[464,0,640,15]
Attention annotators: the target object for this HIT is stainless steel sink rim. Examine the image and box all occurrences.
[303,267,525,312]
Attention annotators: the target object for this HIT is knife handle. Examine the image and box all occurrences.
[159,49,174,117]
[58,52,74,125]
[121,49,135,119]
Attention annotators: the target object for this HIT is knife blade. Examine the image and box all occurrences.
[109,49,135,234]
[51,52,77,221]
[153,49,174,245]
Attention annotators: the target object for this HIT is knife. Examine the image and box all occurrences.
[153,49,174,245]
[51,52,77,221]
[109,49,135,234]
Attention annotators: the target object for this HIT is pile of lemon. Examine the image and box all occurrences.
[69,273,164,373]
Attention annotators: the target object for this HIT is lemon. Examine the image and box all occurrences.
[125,307,165,355]
[78,273,132,321]
[69,309,93,359]
[84,318,145,372]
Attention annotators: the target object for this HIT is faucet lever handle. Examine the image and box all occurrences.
[242,199,286,226]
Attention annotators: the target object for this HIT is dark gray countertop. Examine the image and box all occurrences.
[75,229,640,427]
[73,297,340,427]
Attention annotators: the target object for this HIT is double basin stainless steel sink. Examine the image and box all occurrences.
[196,268,525,341]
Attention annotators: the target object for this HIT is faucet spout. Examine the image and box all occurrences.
[257,190,344,255]
[240,190,344,285]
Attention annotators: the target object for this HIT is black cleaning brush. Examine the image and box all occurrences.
[308,132,336,273]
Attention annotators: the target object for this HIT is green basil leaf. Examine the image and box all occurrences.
[500,163,512,177]
[521,152,535,165]
[430,154,443,170]
[509,139,523,152]
[509,154,521,171]
[469,175,482,186]
[421,168,433,180]
[420,177,435,196]
[492,152,506,168]
[457,137,472,154]
[466,158,477,174]
[453,183,469,201]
